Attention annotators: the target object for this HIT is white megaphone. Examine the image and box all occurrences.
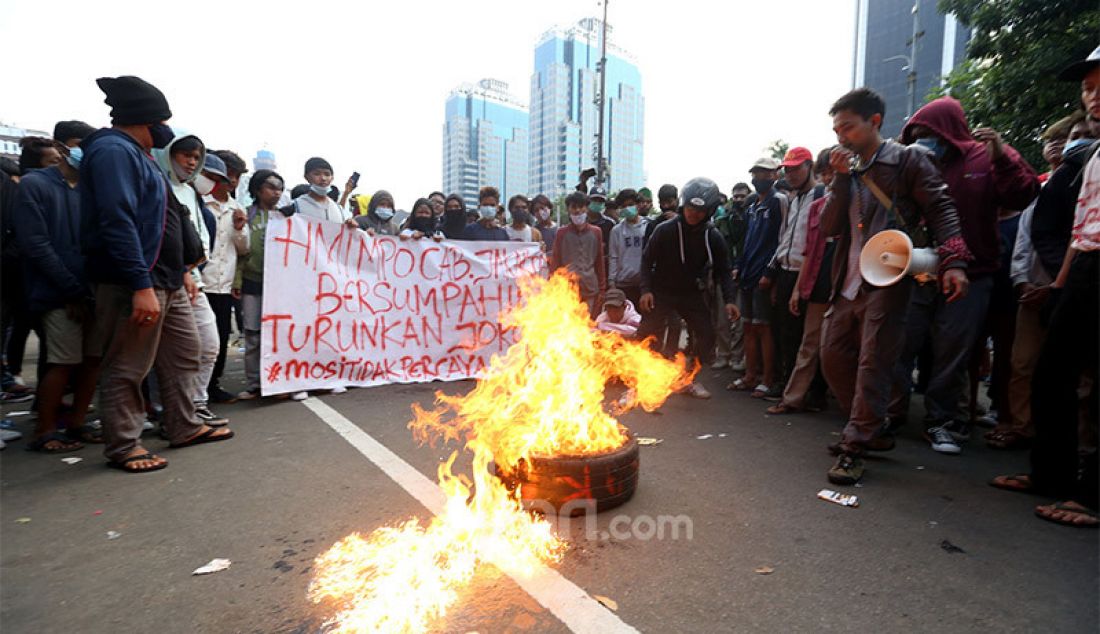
[860,229,939,286]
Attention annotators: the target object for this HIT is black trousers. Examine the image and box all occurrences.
[636,291,715,366]
[773,269,805,386]
[206,292,235,391]
[1030,251,1098,508]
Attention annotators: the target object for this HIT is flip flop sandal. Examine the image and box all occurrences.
[107,452,167,473]
[169,427,235,449]
[989,474,1036,494]
[766,403,800,415]
[1034,502,1100,528]
[750,384,770,398]
[26,431,84,454]
[727,378,756,391]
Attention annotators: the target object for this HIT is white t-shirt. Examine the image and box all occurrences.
[294,194,350,223]
[1072,149,1100,252]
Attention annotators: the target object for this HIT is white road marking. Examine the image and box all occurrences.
[301,397,640,634]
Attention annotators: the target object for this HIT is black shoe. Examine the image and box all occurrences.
[208,387,238,404]
[195,406,229,427]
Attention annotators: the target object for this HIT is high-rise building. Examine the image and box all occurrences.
[1,123,53,163]
[442,79,529,206]
[528,18,644,199]
[253,148,277,171]
[852,0,971,138]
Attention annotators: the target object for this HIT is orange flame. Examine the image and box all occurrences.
[309,272,693,632]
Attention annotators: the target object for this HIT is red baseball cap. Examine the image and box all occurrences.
[780,146,814,168]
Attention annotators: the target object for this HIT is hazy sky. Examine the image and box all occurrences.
[3,0,856,207]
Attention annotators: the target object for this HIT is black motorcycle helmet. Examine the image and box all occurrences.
[679,177,721,218]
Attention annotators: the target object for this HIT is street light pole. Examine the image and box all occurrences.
[882,2,923,122]
[595,0,609,188]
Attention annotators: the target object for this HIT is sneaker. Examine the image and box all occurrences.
[944,420,971,442]
[974,410,998,428]
[925,426,961,455]
[10,375,26,387]
[209,387,238,404]
[142,420,155,432]
[195,406,229,427]
[0,418,17,430]
[330,386,348,394]
[710,359,729,370]
[0,439,5,450]
[237,388,261,401]
[683,383,711,399]
[827,453,864,485]
[291,391,309,401]
[730,360,746,372]
[0,390,34,404]
[0,428,22,442]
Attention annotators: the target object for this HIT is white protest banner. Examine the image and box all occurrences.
[260,213,545,394]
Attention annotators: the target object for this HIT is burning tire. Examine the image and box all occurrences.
[493,436,639,516]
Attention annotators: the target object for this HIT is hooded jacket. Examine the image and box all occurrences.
[152,130,214,280]
[640,213,736,303]
[901,97,1039,276]
[13,166,88,311]
[355,189,400,235]
[80,127,167,291]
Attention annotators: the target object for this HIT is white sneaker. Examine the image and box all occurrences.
[685,382,712,399]
[330,386,348,394]
[291,391,309,401]
[730,360,746,372]
[142,420,155,432]
[925,426,961,455]
[0,429,22,442]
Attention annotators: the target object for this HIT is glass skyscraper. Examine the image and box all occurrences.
[528,18,644,198]
[852,0,971,139]
[442,79,529,206]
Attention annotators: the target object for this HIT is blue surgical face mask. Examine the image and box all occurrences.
[66,146,83,169]
[913,137,947,160]
[620,206,638,220]
[1064,138,1096,157]
[374,206,394,220]
[310,183,330,197]
[589,201,605,213]
[478,205,497,220]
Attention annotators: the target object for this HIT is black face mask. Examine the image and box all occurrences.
[148,123,174,149]
[512,210,530,225]
[410,216,435,233]
[751,178,775,195]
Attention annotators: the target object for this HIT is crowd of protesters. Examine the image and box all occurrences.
[1,49,1097,528]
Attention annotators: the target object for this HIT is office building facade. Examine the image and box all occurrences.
[442,79,529,205]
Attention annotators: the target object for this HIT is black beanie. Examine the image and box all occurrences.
[304,156,333,176]
[96,76,172,125]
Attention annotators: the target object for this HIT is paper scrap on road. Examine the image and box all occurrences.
[7,411,30,417]
[754,566,775,575]
[593,595,619,611]
[718,433,728,437]
[106,531,121,540]
[696,434,713,440]
[818,489,860,508]
[14,517,31,524]
[192,558,232,575]
[61,457,83,465]
[636,437,663,446]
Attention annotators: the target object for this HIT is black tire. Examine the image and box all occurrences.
[492,436,640,515]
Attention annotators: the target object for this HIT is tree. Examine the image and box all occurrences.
[766,139,789,161]
[936,0,1099,169]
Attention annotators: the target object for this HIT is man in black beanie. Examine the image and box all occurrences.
[82,75,233,472]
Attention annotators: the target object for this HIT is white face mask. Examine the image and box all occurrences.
[171,161,192,182]
[374,206,394,220]
[310,183,330,197]
[536,208,550,222]
[569,212,587,226]
[193,173,216,196]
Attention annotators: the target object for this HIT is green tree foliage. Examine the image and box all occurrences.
[767,139,790,161]
[936,0,1099,168]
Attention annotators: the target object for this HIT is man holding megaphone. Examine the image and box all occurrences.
[818,88,974,487]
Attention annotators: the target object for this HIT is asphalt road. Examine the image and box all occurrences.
[1,342,1097,633]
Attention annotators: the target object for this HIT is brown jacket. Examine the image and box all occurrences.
[821,140,971,300]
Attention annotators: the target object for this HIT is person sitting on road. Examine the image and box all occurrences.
[595,288,641,336]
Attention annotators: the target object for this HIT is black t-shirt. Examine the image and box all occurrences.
[151,191,185,291]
